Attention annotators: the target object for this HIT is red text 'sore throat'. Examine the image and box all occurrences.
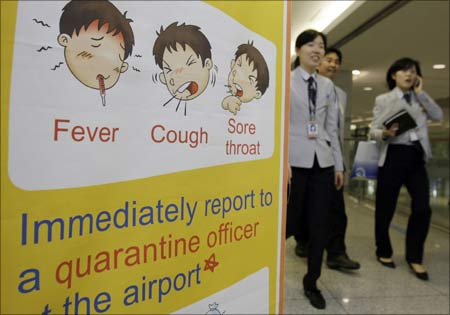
[97,74,106,106]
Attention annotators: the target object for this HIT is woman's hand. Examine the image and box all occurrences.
[335,171,344,190]
[288,165,292,184]
[383,122,399,138]
[414,75,423,94]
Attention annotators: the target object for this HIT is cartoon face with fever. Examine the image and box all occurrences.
[57,0,134,105]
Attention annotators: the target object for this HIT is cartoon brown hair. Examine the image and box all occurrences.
[153,22,212,69]
[59,0,134,59]
[235,42,269,95]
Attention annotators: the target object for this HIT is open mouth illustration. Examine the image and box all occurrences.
[177,81,198,96]
[234,83,243,97]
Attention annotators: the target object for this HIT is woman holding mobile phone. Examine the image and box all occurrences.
[369,57,443,280]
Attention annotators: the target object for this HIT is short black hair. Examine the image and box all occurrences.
[325,47,342,64]
[386,57,422,90]
[293,29,327,68]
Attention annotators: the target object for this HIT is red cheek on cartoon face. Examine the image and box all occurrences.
[115,32,124,44]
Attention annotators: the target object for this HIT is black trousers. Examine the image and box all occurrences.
[294,186,347,258]
[375,144,431,263]
[327,188,347,257]
[286,157,334,289]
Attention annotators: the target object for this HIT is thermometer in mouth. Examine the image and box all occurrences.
[96,74,106,106]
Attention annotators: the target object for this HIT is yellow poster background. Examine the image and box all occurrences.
[1,1,289,314]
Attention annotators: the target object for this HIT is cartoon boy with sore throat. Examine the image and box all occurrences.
[222,42,269,115]
[153,22,213,115]
[57,0,134,105]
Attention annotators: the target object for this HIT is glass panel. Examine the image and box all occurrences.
[347,138,449,231]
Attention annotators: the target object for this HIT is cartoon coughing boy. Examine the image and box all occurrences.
[57,0,135,106]
[153,22,213,116]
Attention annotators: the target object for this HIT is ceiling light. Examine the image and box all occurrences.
[363,87,373,91]
[342,298,350,304]
[352,70,361,75]
[433,64,446,70]
[310,1,356,32]
[350,124,357,130]
[290,1,362,57]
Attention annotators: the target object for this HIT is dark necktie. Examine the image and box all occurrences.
[307,76,317,106]
[404,92,411,105]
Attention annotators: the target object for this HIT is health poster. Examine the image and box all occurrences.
[1,1,290,314]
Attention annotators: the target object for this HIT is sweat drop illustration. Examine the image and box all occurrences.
[153,22,214,116]
[222,42,269,115]
[57,0,135,106]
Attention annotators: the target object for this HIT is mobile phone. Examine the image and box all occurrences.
[414,78,421,87]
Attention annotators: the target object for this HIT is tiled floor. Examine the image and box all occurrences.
[283,195,450,314]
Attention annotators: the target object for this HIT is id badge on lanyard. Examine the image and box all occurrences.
[307,121,319,139]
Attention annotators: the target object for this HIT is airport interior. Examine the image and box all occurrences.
[284,1,449,314]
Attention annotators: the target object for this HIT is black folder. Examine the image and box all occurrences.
[383,109,417,136]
